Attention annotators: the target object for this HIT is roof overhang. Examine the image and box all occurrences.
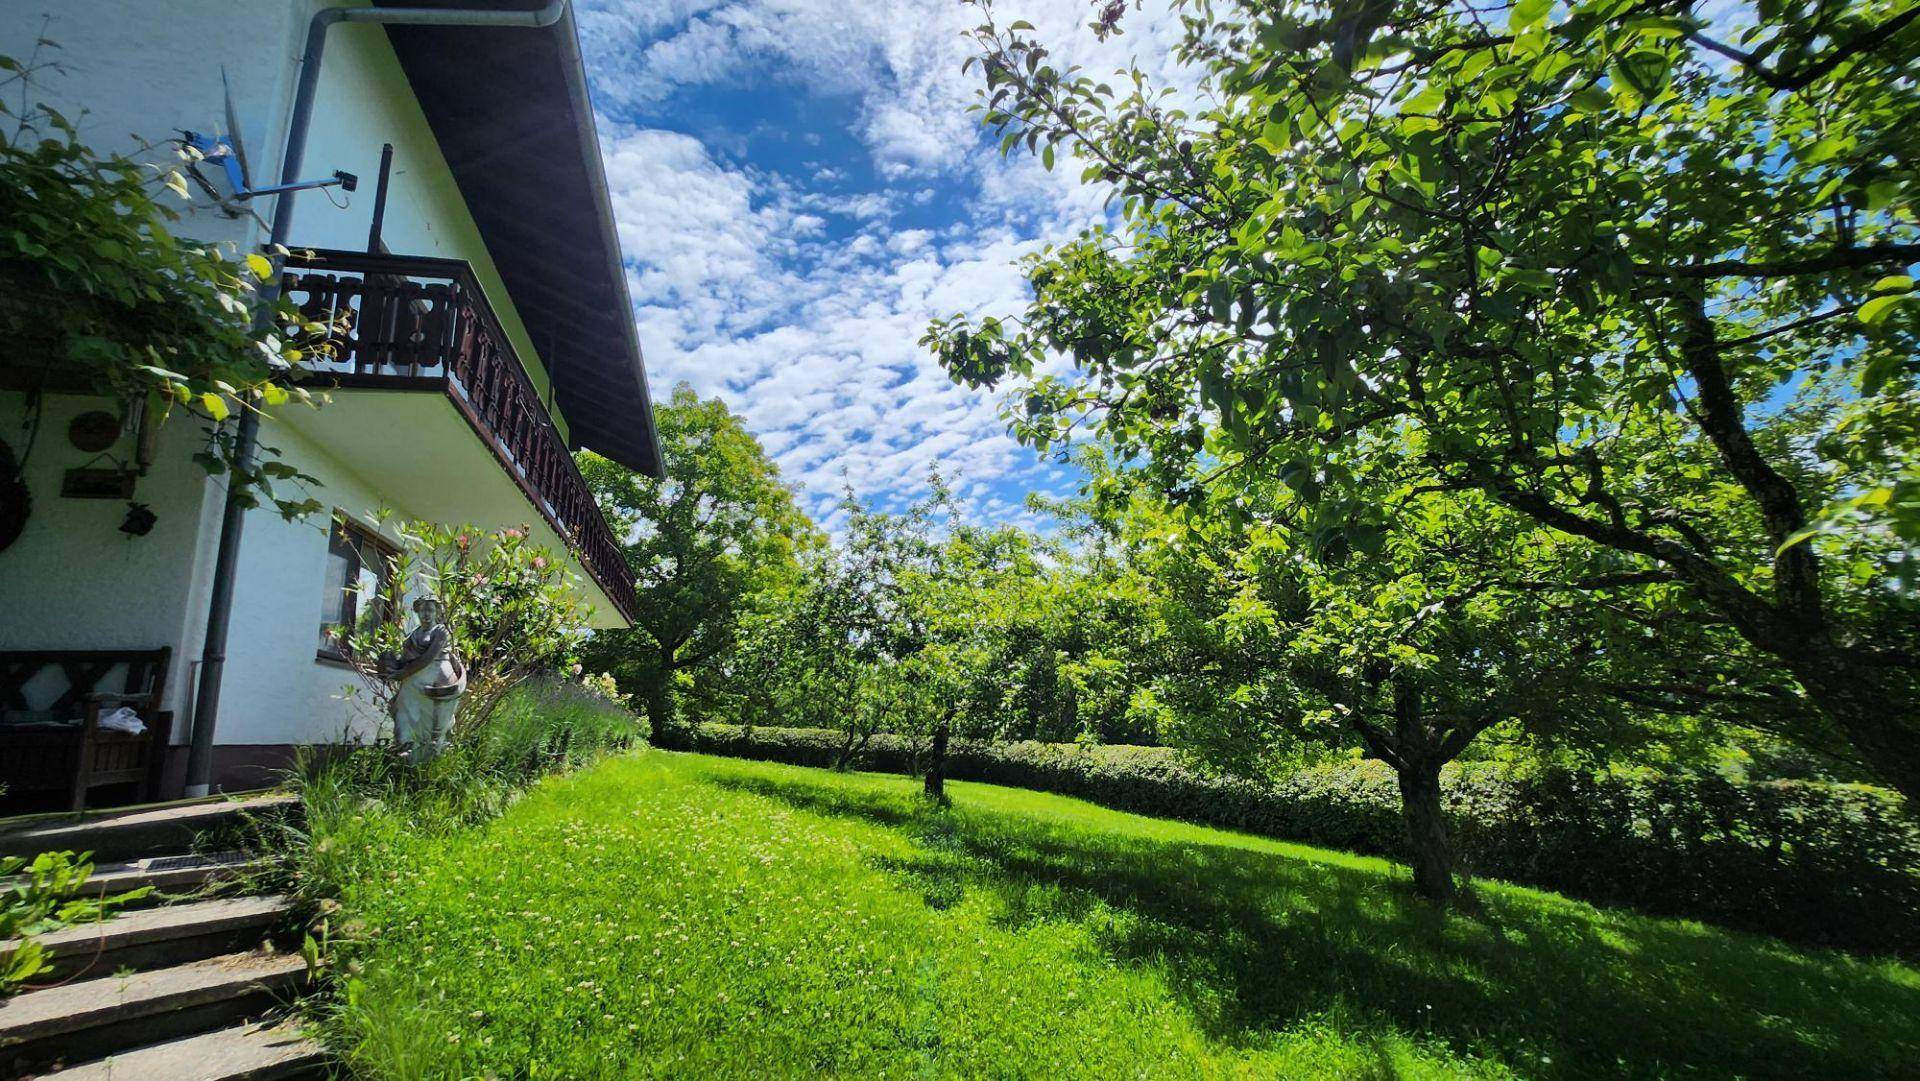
[380,0,663,478]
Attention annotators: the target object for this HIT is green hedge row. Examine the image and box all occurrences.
[679,723,1920,958]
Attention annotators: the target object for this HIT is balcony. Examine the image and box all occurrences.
[279,249,637,623]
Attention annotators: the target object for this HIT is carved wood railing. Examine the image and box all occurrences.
[280,249,637,622]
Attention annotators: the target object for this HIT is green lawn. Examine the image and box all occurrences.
[326,752,1920,1079]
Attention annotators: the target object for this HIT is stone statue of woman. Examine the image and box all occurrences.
[387,595,466,764]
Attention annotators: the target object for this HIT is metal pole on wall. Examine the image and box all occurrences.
[366,142,393,253]
[182,0,571,796]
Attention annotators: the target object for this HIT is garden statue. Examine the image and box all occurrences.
[386,594,466,764]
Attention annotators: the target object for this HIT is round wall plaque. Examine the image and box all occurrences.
[68,410,122,453]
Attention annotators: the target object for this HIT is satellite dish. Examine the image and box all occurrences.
[183,68,357,203]
[218,67,254,196]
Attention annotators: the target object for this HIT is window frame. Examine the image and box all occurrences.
[316,513,401,665]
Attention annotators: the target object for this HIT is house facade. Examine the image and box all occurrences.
[0,1,658,799]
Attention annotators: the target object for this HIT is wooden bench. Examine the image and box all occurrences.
[0,649,172,810]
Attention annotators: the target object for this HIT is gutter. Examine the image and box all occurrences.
[183,0,571,797]
[547,5,668,480]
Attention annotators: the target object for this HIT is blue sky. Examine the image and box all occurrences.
[573,0,1191,531]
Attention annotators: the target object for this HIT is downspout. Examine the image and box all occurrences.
[183,0,570,796]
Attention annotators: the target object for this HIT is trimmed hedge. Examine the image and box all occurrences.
[679,723,1920,958]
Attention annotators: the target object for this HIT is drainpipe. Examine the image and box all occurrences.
[184,0,571,797]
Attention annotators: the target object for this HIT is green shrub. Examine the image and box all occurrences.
[465,678,642,767]
[335,520,597,732]
[1,52,341,519]
[683,723,1920,957]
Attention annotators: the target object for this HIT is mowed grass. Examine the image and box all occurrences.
[328,752,1920,1079]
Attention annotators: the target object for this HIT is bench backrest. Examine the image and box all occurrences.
[0,648,172,719]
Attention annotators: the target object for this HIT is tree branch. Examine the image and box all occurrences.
[1688,7,1920,92]
[1469,465,1788,647]
[1647,242,1920,280]
[1672,291,1825,625]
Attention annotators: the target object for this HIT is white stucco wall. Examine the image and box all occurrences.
[2,3,613,754]
[217,419,408,748]
[0,1,566,431]
[0,1,301,256]
[217,393,629,749]
[0,392,223,733]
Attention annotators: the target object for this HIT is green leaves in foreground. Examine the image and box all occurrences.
[2,851,151,994]
[1,54,343,518]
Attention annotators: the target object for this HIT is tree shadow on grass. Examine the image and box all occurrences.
[709,769,1920,1080]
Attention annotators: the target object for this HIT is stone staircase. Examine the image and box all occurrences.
[0,795,327,1079]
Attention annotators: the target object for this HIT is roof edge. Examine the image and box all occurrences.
[551,5,664,479]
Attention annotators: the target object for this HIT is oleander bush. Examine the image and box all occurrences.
[683,723,1920,957]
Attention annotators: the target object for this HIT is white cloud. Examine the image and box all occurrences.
[581,0,1195,180]
[582,0,1194,525]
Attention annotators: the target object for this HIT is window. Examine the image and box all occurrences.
[318,516,398,660]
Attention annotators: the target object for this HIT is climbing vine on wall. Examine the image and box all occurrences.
[0,47,335,518]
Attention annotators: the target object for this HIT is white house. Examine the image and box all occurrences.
[0,1,659,805]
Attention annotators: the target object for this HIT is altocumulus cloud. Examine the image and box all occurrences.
[576,0,1191,528]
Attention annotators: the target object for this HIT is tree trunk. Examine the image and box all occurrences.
[1381,676,1456,903]
[1395,758,1455,904]
[1791,652,1920,803]
[644,678,677,747]
[924,719,950,801]
[645,646,679,745]
[837,727,875,771]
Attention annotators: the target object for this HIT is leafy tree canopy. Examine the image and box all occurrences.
[580,385,818,739]
[928,0,1920,798]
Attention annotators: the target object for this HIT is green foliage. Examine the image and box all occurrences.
[1,850,150,994]
[580,385,816,740]
[0,50,336,518]
[1113,464,1666,759]
[689,723,1920,958]
[467,677,645,768]
[930,0,1920,798]
[721,491,947,761]
[338,518,594,735]
[273,679,643,1002]
[727,476,1163,749]
[319,752,1920,1078]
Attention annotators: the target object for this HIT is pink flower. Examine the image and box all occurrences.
[455,533,472,550]
[532,556,548,570]
[502,528,525,540]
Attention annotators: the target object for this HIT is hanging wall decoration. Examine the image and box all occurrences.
[67,409,122,453]
[120,501,157,537]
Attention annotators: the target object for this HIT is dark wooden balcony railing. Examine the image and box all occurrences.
[280,248,637,622]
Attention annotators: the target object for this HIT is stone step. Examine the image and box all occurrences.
[1,894,293,984]
[86,851,264,905]
[2,852,262,910]
[0,795,298,864]
[0,949,308,1075]
[40,1018,327,1081]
